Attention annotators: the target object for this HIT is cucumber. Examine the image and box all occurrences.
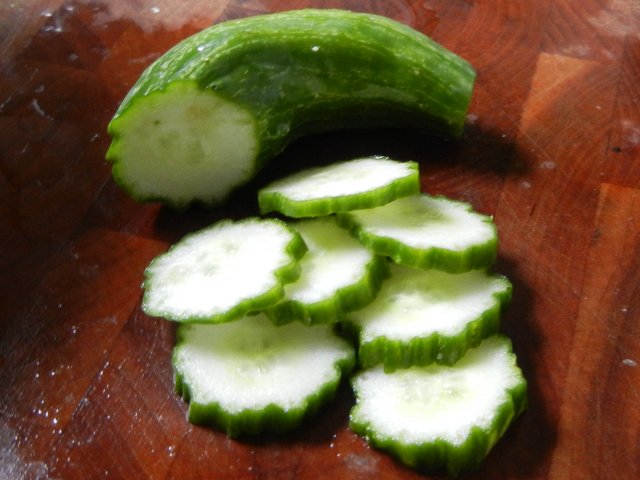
[142,218,307,323]
[266,216,389,325]
[258,157,420,218]
[349,335,527,476]
[173,313,355,436]
[337,194,497,273]
[342,263,512,372]
[106,9,476,208]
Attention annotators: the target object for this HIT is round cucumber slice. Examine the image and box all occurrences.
[173,313,355,436]
[258,157,420,218]
[342,263,512,371]
[266,216,389,325]
[337,194,498,273]
[349,335,527,476]
[142,218,307,323]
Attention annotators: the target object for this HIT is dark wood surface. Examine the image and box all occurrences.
[1,1,639,478]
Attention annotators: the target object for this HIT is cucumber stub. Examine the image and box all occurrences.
[173,313,355,436]
[107,9,476,209]
[258,157,420,218]
[266,216,389,325]
[337,194,497,273]
[142,218,307,323]
[349,335,527,477]
[343,263,512,372]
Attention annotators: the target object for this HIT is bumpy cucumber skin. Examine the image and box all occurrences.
[267,254,390,326]
[173,324,355,437]
[142,218,308,324]
[107,9,475,207]
[342,277,512,372]
[258,161,420,218]
[349,336,527,477]
[337,196,498,274]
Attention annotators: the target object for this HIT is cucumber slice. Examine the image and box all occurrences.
[142,218,307,323]
[258,157,420,218]
[107,9,475,208]
[173,313,355,436]
[266,217,389,325]
[337,194,498,273]
[349,335,527,476]
[343,263,512,372]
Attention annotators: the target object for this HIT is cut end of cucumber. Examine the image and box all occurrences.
[107,81,258,209]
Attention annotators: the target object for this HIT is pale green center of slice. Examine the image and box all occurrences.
[112,81,258,205]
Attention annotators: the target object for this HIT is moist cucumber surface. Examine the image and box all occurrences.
[174,313,355,436]
[266,216,389,325]
[258,157,420,217]
[338,194,498,273]
[349,335,527,476]
[106,9,476,208]
[142,218,307,323]
[343,263,512,371]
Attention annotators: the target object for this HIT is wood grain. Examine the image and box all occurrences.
[1,1,639,479]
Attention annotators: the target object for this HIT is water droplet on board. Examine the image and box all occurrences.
[622,358,637,367]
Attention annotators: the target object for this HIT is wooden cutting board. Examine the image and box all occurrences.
[1,1,638,478]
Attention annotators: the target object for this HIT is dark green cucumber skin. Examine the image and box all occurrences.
[108,9,475,204]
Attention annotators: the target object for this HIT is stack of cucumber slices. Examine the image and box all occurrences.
[142,157,526,476]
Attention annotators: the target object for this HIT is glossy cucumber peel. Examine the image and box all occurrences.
[349,336,527,477]
[259,157,420,218]
[106,9,476,208]
[337,194,498,273]
[173,314,355,436]
[343,263,512,372]
[266,217,390,325]
[142,218,307,324]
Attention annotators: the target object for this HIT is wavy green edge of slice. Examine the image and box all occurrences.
[173,316,355,437]
[349,336,527,477]
[337,194,498,274]
[142,218,307,324]
[267,254,390,326]
[343,276,512,372]
[258,157,420,218]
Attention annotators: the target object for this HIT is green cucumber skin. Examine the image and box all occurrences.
[344,277,512,372]
[349,336,528,477]
[173,326,355,437]
[108,9,475,206]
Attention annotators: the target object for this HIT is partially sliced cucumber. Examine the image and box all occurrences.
[173,313,355,436]
[142,218,307,323]
[258,157,420,217]
[343,263,511,372]
[349,335,527,477]
[266,217,389,325]
[337,194,497,273]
